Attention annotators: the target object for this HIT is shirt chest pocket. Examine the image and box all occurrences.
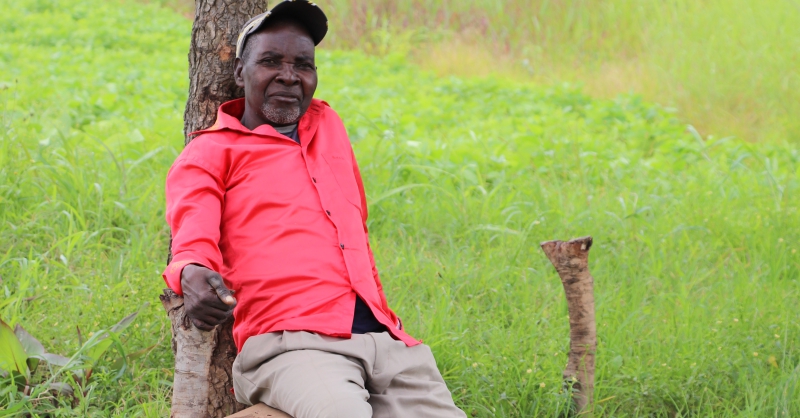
[322,153,362,211]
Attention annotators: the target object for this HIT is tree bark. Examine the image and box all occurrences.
[541,236,597,416]
[164,1,267,417]
[161,290,241,418]
[183,0,267,142]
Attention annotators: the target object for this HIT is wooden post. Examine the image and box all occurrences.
[541,236,597,416]
[163,1,266,417]
[161,290,241,417]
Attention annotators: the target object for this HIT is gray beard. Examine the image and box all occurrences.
[261,102,301,126]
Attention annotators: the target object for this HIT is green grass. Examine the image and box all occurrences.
[326,0,800,145]
[1,0,799,416]
[160,0,800,144]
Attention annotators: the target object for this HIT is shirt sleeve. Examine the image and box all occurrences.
[162,153,225,295]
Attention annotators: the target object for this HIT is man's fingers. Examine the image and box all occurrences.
[198,305,234,322]
[190,309,232,330]
[207,274,237,307]
[199,294,234,312]
[190,317,215,331]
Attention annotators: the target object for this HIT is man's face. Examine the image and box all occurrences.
[234,21,317,128]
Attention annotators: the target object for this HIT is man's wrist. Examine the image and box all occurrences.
[163,259,207,295]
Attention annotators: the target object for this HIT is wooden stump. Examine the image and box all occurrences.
[541,236,597,416]
[160,289,245,417]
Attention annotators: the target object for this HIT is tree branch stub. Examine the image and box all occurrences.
[541,236,597,416]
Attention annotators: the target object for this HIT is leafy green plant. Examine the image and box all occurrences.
[0,305,147,414]
[0,318,69,393]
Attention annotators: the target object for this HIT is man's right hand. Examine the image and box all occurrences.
[181,264,237,331]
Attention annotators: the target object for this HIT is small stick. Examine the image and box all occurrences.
[541,236,597,416]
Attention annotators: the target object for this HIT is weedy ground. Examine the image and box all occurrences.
[1,0,799,416]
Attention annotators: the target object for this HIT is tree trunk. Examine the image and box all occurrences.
[183,0,267,142]
[164,1,267,417]
[541,236,597,416]
[161,290,241,417]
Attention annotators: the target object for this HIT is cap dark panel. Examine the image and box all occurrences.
[236,1,328,58]
[265,1,328,45]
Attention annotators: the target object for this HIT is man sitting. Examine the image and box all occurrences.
[162,1,466,417]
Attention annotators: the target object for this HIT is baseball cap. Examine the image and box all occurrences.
[235,0,328,59]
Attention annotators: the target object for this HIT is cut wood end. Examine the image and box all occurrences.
[569,236,593,251]
[540,236,593,263]
[160,288,184,314]
[160,288,180,300]
[540,236,593,251]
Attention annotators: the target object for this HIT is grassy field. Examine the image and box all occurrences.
[160,0,800,145]
[2,0,799,416]
[332,0,800,146]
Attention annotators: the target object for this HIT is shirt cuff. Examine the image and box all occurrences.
[162,259,201,295]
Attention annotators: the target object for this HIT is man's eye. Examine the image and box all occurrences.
[296,63,315,71]
[261,59,280,66]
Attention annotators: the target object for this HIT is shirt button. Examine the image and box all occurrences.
[326,210,331,216]
[340,243,345,249]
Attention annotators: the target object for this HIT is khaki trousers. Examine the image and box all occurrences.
[232,331,467,418]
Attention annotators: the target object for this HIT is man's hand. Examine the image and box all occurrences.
[181,264,237,331]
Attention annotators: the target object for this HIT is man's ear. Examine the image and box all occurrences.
[234,57,245,88]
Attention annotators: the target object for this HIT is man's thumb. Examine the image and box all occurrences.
[211,277,237,306]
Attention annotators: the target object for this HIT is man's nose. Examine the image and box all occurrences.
[275,63,300,85]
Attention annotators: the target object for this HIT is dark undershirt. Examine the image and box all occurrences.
[279,126,386,334]
[352,296,387,334]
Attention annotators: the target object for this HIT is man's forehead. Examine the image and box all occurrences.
[249,26,314,54]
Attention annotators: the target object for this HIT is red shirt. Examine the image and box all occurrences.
[162,98,419,350]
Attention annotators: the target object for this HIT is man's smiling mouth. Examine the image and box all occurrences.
[269,92,301,101]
